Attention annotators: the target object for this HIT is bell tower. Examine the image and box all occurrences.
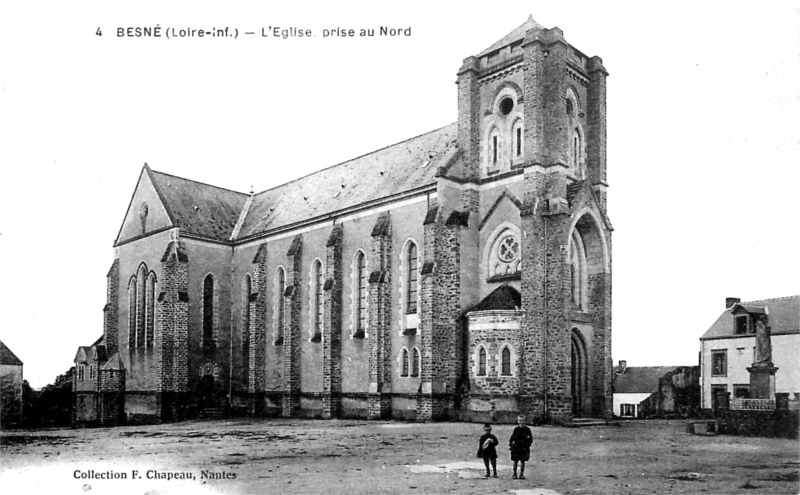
[454,16,612,423]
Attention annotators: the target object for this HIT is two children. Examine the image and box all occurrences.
[476,415,533,480]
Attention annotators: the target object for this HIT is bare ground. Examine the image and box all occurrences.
[1,418,797,495]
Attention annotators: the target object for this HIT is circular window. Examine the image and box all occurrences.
[498,235,519,262]
[499,97,514,116]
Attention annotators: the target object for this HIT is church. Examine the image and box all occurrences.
[73,17,613,426]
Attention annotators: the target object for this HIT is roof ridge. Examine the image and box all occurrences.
[741,295,800,305]
[150,169,250,197]
[251,122,456,198]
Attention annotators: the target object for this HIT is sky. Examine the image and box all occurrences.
[1,1,798,388]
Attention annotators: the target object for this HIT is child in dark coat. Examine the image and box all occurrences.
[509,414,533,480]
[476,423,499,478]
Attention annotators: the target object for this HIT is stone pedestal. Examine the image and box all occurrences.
[747,365,778,400]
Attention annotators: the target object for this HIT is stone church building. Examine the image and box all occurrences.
[73,17,613,425]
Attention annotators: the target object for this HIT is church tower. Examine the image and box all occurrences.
[450,16,612,423]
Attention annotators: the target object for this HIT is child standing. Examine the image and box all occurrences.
[476,423,499,478]
[509,414,533,480]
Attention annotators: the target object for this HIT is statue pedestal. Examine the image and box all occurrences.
[747,365,778,400]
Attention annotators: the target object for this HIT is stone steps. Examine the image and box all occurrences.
[566,418,619,428]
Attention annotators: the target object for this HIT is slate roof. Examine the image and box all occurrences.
[478,16,544,57]
[613,366,677,394]
[468,285,522,313]
[701,295,800,340]
[148,169,249,242]
[236,124,458,240]
[0,340,23,366]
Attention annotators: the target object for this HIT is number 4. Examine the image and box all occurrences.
[96,27,102,37]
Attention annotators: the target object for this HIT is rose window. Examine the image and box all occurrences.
[498,236,519,262]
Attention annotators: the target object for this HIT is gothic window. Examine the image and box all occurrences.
[411,347,420,377]
[488,228,521,280]
[78,364,85,381]
[478,347,487,376]
[145,272,156,348]
[89,364,95,380]
[405,242,418,315]
[138,202,148,234]
[354,251,367,337]
[569,231,587,310]
[203,274,215,358]
[512,119,524,160]
[572,128,583,178]
[488,127,500,173]
[128,277,137,349]
[136,264,146,348]
[275,268,286,345]
[242,275,251,374]
[501,347,511,376]
[401,348,409,377]
[311,260,323,341]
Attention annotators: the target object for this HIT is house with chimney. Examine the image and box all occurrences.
[612,360,699,418]
[699,296,799,413]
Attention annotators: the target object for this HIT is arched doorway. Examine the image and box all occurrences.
[571,329,589,417]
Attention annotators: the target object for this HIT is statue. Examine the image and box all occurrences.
[754,317,772,366]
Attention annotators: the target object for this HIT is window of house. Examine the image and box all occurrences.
[734,384,750,398]
[734,315,749,335]
[78,364,85,381]
[275,268,286,345]
[620,403,635,417]
[711,350,727,376]
[411,348,420,377]
[401,348,409,377]
[478,347,487,376]
[406,242,418,315]
[355,251,367,337]
[501,347,511,376]
[203,274,215,358]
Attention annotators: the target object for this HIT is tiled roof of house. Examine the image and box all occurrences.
[236,124,457,240]
[148,169,249,242]
[701,295,800,340]
[0,340,23,366]
[468,284,522,313]
[478,16,544,57]
[613,366,677,394]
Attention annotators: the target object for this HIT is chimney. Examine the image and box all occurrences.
[726,297,741,309]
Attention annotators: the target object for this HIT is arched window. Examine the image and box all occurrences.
[401,348,409,377]
[512,119,524,159]
[411,348,420,377]
[478,347,487,376]
[136,264,146,349]
[242,275,251,375]
[355,251,367,337]
[405,242,418,315]
[572,128,584,178]
[501,347,511,376]
[311,260,323,341]
[569,230,588,310]
[488,127,500,172]
[128,277,137,350]
[145,272,156,348]
[203,274,215,357]
[275,268,286,345]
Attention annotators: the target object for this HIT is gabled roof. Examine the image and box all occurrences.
[0,340,23,366]
[148,168,249,242]
[468,285,522,313]
[701,295,800,340]
[478,15,544,57]
[236,124,457,240]
[613,366,677,394]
